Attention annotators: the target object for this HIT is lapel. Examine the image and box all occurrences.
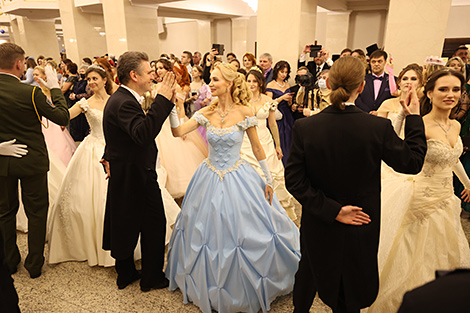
[364,74,375,102]
[375,73,389,103]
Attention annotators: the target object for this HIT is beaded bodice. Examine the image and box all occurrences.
[419,138,462,178]
[192,111,257,179]
[78,98,104,140]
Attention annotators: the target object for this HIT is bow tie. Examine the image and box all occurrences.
[373,76,384,81]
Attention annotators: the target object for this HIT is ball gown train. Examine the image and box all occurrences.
[369,137,470,313]
[240,100,297,220]
[47,99,180,267]
[166,112,301,313]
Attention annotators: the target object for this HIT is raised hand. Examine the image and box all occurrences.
[37,65,60,89]
[335,205,371,225]
[400,87,420,116]
[158,72,176,101]
[0,139,28,158]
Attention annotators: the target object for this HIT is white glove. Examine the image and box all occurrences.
[169,107,180,128]
[259,159,273,188]
[0,139,28,158]
[37,65,60,89]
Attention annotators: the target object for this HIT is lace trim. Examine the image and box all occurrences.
[192,112,258,135]
[78,98,89,112]
[203,158,247,181]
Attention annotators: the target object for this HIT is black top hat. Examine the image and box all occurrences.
[366,43,380,56]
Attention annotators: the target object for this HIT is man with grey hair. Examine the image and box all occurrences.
[102,51,176,292]
[259,52,274,84]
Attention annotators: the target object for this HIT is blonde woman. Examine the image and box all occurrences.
[166,63,300,313]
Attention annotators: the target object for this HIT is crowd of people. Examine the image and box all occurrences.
[0,40,470,313]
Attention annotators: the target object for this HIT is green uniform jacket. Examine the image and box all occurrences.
[0,73,70,177]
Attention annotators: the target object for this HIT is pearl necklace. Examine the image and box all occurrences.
[275,80,285,88]
[433,118,451,137]
[217,103,234,124]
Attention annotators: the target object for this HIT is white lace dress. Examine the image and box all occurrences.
[240,100,297,220]
[369,137,470,313]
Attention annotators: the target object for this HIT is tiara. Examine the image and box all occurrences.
[221,63,235,72]
[249,67,262,74]
[88,64,106,72]
[424,56,446,66]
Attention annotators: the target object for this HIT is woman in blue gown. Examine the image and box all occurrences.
[266,60,294,166]
[166,63,300,313]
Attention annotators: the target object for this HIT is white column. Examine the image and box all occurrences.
[59,0,107,62]
[102,0,160,59]
[257,0,317,71]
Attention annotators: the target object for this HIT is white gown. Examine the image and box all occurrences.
[47,99,180,267]
[239,100,297,220]
[369,137,470,313]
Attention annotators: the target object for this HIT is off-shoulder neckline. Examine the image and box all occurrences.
[194,111,256,130]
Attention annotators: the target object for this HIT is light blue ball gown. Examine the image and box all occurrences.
[166,111,300,313]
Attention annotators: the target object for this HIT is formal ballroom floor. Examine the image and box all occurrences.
[11,202,470,313]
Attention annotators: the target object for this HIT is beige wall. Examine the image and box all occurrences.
[159,20,199,56]
[347,10,387,51]
[446,5,470,38]
[384,0,452,72]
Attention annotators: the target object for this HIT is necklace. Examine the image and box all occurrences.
[275,80,285,88]
[217,103,234,124]
[250,94,262,103]
[433,118,451,137]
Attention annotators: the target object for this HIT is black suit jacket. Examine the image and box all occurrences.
[397,269,470,313]
[285,105,426,311]
[102,87,173,258]
[355,73,395,113]
[265,67,274,85]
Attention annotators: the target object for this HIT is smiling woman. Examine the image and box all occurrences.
[369,68,470,313]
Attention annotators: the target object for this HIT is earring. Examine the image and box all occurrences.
[227,87,230,93]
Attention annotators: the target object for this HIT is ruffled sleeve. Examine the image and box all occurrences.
[78,98,89,112]
[267,100,278,111]
[237,115,258,130]
[191,111,209,128]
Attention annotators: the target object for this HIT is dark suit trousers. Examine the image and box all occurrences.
[0,228,20,313]
[115,170,167,288]
[293,232,359,313]
[0,174,48,276]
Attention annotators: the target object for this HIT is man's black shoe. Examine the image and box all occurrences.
[140,277,169,292]
[117,271,141,290]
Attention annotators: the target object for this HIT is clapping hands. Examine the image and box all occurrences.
[400,87,420,116]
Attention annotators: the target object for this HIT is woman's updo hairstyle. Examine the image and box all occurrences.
[156,58,173,73]
[419,68,465,116]
[328,56,365,110]
[209,63,252,110]
[86,64,113,95]
[397,63,424,88]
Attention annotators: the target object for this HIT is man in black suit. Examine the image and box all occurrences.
[285,56,427,313]
[397,269,470,313]
[355,49,395,113]
[297,44,331,86]
[102,51,176,292]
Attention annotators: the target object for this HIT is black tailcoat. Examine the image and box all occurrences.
[285,105,426,311]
